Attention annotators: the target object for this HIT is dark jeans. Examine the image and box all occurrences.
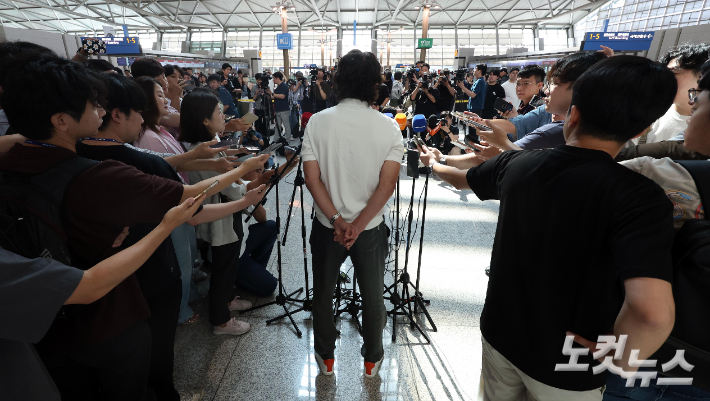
[209,240,241,326]
[605,372,710,400]
[235,220,278,296]
[40,321,153,401]
[145,279,181,401]
[310,219,388,363]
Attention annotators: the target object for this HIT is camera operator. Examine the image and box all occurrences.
[220,63,242,100]
[252,73,272,142]
[272,72,292,141]
[437,70,456,113]
[241,127,265,149]
[410,64,439,119]
[481,69,506,119]
[308,67,332,113]
[302,50,403,378]
[424,111,458,155]
[293,71,306,102]
[454,71,474,112]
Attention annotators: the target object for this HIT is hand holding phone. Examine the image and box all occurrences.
[194,180,219,202]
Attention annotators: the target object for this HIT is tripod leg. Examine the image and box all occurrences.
[415,295,438,332]
[267,305,303,337]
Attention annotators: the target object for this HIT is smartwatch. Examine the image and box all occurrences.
[329,212,341,225]
[439,156,447,166]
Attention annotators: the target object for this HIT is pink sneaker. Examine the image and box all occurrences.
[228,296,252,311]
[213,317,251,336]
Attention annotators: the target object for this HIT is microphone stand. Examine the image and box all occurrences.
[241,150,304,337]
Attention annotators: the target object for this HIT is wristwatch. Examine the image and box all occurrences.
[439,156,447,166]
[329,212,341,225]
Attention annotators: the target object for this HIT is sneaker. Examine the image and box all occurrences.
[364,355,384,378]
[314,353,334,376]
[192,268,208,283]
[213,317,251,336]
[178,389,204,401]
[228,296,252,311]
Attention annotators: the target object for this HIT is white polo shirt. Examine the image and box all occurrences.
[301,98,405,231]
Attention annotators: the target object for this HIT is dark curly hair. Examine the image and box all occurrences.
[334,50,382,104]
[659,42,710,74]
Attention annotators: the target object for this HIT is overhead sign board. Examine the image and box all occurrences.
[277,33,293,50]
[81,37,141,54]
[581,31,655,51]
[417,38,433,49]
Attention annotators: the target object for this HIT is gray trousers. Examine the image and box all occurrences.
[275,110,291,140]
[310,219,388,363]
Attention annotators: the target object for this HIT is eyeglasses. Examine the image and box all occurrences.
[542,81,558,92]
[515,82,537,88]
[689,88,701,103]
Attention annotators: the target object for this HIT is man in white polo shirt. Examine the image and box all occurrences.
[302,49,404,379]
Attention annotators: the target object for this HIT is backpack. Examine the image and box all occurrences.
[0,156,98,267]
[649,160,710,391]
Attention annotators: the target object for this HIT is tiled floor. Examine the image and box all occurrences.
[173,156,498,401]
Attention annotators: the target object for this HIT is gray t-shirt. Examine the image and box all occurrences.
[0,248,83,401]
[514,121,565,150]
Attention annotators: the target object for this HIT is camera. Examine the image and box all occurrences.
[420,73,431,89]
[259,73,271,90]
[454,68,467,83]
[287,79,296,86]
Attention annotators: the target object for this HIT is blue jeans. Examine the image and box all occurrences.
[171,223,198,323]
[605,372,710,400]
[235,221,278,296]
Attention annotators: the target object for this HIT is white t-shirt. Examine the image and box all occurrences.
[501,81,519,109]
[643,105,689,144]
[621,156,704,230]
[301,99,405,231]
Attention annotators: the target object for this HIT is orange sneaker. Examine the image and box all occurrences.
[364,355,384,378]
[314,353,334,376]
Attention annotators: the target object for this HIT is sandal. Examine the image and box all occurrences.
[181,313,200,325]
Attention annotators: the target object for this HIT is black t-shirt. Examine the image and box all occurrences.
[436,80,455,113]
[481,83,506,119]
[414,87,440,119]
[454,81,471,112]
[76,142,184,300]
[466,145,674,391]
[376,83,390,106]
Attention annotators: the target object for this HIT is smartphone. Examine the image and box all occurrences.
[412,135,426,148]
[494,97,513,113]
[209,137,241,148]
[258,142,283,155]
[183,82,196,92]
[236,154,254,162]
[454,112,492,132]
[241,112,259,125]
[225,115,237,122]
[81,38,106,54]
[245,146,260,152]
[194,180,219,202]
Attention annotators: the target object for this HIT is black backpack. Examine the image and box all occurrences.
[649,160,710,391]
[0,156,98,267]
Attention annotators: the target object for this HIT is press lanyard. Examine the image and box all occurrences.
[24,140,57,148]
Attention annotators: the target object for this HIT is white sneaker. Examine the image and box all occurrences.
[228,296,252,311]
[314,353,334,376]
[364,355,384,378]
[179,389,204,401]
[213,317,251,336]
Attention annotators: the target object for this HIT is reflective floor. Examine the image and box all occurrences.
[173,157,498,401]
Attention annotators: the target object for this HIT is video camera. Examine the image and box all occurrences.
[454,68,468,83]
[259,73,271,90]
[420,73,431,89]
[309,68,319,85]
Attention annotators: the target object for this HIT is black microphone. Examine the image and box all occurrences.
[427,114,440,129]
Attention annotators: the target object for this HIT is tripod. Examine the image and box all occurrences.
[269,155,314,326]
[333,271,363,335]
[242,151,305,337]
[384,166,437,343]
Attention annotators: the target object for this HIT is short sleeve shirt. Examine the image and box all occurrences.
[0,144,184,351]
[509,105,553,140]
[0,248,83,401]
[514,121,565,150]
[466,145,674,391]
[274,82,290,112]
[468,77,487,111]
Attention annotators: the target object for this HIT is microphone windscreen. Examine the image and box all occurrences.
[412,114,427,133]
[395,113,407,130]
[384,113,394,119]
[427,114,439,129]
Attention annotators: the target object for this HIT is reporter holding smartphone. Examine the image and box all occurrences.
[302,50,404,378]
